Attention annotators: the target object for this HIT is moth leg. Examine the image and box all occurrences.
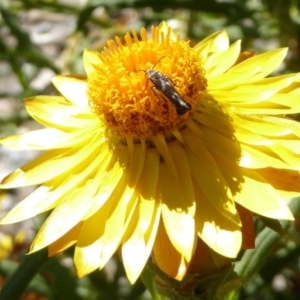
[168,77,177,87]
[152,86,190,116]
[151,86,168,102]
[151,86,173,120]
[144,75,149,91]
[136,70,149,91]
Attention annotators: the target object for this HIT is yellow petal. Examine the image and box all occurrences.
[235,168,294,220]
[205,40,241,77]
[52,75,89,108]
[158,21,177,41]
[83,49,102,75]
[152,220,189,280]
[0,126,99,150]
[232,115,294,137]
[274,137,300,154]
[168,140,195,201]
[268,93,300,111]
[73,151,131,276]
[25,96,97,131]
[29,145,122,252]
[193,109,234,137]
[232,101,300,115]
[183,127,241,225]
[232,74,295,94]
[1,146,111,224]
[226,48,288,81]
[194,185,242,258]
[209,90,270,104]
[48,223,82,255]
[1,180,63,224]
[30,178,100,252]
[263,115,300,138]
[152,134,178,180]
[194,30,229,58]
[185,120,241,162]
[122,198,161,283]
[235,126,273,146]
[265,144,300,169]
[158,161,196,262]
[208,72,258,91]
[75,180,138,276]
[127,144,146,187]
[257,168,300,196]
[1,135,103,188]
[240,143,295,169]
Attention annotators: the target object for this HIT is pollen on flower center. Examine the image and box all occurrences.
[87,26,207,138]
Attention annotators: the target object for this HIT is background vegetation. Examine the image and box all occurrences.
[1,0,300,299]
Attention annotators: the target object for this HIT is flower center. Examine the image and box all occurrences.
[87,26,207,138]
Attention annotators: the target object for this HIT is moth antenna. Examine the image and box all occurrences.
[136,55,171,73]
[150,55,171,70]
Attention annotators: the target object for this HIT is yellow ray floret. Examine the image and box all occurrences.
[1,22,300,283]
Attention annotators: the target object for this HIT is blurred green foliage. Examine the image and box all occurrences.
[1,0,300,299]
[2,0,300,134]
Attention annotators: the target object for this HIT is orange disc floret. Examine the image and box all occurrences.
[87,26,207,138]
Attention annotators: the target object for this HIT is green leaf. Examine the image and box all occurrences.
[141,261,166,300]
[0,258,54,298]
[0,248,50,300]
[234,197,300,283]
[41,254,84,300]
[145,261,242,300]
[258,215,286,236]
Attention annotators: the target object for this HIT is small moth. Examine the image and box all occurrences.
[138,57,191,115]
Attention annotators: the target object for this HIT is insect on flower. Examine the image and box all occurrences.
[137,56,191,115]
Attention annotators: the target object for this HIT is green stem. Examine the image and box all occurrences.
[234,197,300,283]
[0,248,49,300]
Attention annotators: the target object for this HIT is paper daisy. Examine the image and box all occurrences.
[1,22,300,284]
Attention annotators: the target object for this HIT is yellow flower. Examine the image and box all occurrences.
[1,22,300,283]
